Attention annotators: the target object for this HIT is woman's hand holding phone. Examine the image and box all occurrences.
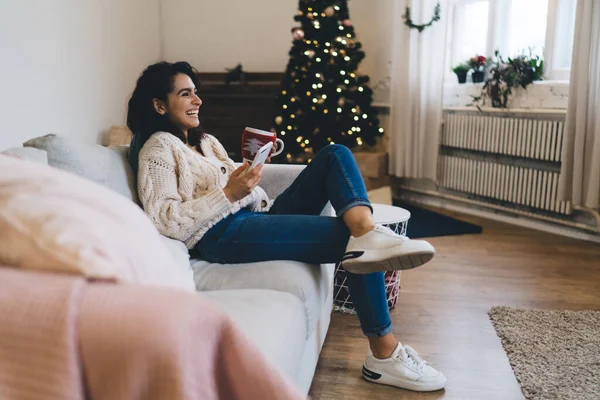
[223,162,263,202]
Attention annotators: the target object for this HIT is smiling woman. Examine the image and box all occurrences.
[126,60,447,394]
[126,61,208,173]
[153,74,202,134]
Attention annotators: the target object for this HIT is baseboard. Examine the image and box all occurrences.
[397,189,600,244]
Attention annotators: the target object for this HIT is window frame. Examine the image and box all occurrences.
[543,0,574,80]
[445,0,491,83]
[446,0,573,82]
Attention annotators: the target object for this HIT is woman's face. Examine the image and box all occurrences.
[154,73,202,134]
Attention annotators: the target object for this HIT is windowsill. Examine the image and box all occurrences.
[443,80,569,110]
[443,106,567,115]
[443,79,569,87]
[371,81,570,113]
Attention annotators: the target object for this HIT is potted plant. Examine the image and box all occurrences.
[470,50,544,109]
[452,63,469,84]
[469,55,487,83]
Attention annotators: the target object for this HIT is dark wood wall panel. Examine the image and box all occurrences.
[198,72,284,161]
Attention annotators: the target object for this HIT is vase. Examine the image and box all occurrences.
[472,70,485,83]
[455,71,467,84]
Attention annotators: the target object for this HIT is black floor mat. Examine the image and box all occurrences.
[393,199,483,239]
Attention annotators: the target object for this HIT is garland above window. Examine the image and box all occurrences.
[403,3,441,32]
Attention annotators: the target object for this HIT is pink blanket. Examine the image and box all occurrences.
[0,267,306,400]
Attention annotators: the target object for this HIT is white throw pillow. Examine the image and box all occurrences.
[0,154,195,292]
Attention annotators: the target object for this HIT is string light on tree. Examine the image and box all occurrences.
[272,0,383,162]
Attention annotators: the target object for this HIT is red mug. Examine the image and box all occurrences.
[241,127,284,163]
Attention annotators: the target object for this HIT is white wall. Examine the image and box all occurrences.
[0,0,161,149]
[160,0,296,72]
[348,0,394,105]
[160,0,393,101]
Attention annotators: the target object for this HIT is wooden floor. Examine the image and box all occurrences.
[309,209,600,400]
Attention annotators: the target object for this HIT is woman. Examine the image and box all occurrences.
[127,61,446,392]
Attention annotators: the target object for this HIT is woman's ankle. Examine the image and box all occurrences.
[343,206,375,237]
[371,345,397,359]
[368,334,399,359]
[350,222,375,238]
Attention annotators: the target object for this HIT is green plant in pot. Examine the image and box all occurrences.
[471,50,544,109]
[469,55,487,83]
[452,63,469,84]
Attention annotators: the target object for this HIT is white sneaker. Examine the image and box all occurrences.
[363,343,447,392]
[342,224,435,274]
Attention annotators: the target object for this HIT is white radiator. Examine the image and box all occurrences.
[438,109,572,215]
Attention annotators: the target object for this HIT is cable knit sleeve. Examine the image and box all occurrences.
[137,137,234,243]
[245,186,271,212]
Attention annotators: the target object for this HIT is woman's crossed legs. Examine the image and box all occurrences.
[195,145,446,392]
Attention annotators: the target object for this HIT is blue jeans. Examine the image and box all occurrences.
[194,145,392,337]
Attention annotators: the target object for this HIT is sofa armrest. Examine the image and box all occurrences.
[235,163,335,217]
[262,164,335,217]
[251,163,304,199]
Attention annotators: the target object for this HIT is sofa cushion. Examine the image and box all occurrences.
[256,164,305,200]
[23,134,138,203]
[191,259,333,338]
[0,155,195,292]
[1,147,48,164]
[202,289,307,382]
[249,163,334,217]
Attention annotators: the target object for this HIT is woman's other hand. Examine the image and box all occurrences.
[223,162,263,202]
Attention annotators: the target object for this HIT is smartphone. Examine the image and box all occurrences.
[245,141,273,174]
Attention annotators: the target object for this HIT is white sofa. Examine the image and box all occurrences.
[3,134,335,395]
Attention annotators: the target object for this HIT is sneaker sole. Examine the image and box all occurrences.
[341,249,434,274]
[362,365,446,392]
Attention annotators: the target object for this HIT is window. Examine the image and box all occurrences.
[546,0,577,78]
[446,0,577,82]
[448,1,489,69]
[504,0,548,57]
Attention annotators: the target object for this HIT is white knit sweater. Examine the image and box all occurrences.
[137,132,271,249]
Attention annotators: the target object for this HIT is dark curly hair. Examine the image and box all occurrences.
[127,61,206,172]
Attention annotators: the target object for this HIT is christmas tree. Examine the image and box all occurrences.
[273,0,384,163]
